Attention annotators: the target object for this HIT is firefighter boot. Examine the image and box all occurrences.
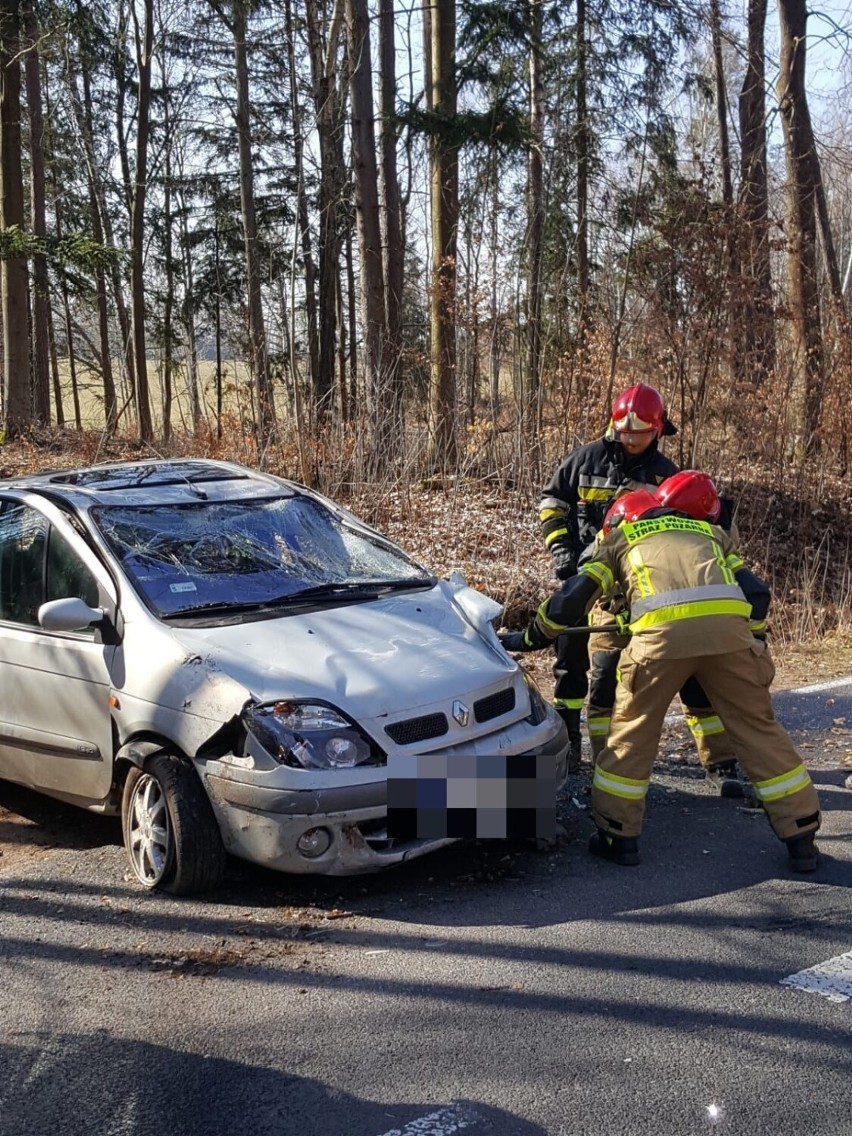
[588,827,641,866]
[704,760,746,798]
[785,833,819,873]
[558,707,583,773]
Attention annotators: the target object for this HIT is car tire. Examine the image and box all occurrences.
[121,753,226,895]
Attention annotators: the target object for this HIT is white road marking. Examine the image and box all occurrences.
[781,676,852,695]
[659,674,852,727]
[781,951,852,1003]
[375,1105,480,1136]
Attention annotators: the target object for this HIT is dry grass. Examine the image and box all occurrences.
[2,409,851,653]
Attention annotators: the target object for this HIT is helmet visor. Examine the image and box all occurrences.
[617,429,655,451]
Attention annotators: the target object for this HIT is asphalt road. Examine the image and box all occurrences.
[1,679,851,1136]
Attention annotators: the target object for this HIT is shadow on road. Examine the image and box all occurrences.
[0,1034,546,1136]
[1,770,849,930]
[0,780,122,856]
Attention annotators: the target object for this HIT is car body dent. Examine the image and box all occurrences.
[166,586,516,721]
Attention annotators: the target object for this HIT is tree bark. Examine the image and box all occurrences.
[709,0,739,388]
[525,0,544,443]
[777,0,823,456]
[738,0,775,384]
[53,197,81,428]
[129,0,154,442]
[229,0,275,439]
[379,0,403,452]
[177,185,202,431]
[283,0,320,421]
[488,158,501,419]
[0,0,31,436]
[426,0,458,469]
[23,0,50,425]
[575,0,590,352]
[345,0,388,463]
[72,60,122,429]
[160,43,174,443]
[306,0,346,424]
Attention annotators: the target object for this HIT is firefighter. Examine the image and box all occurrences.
[539,383,740,786]
[504,472,821,872]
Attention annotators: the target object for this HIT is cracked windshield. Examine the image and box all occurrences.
[93,495,427,616]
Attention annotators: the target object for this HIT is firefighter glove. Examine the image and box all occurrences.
[499,630,535,653]
[614,609,631,635]
[551,546,577,581]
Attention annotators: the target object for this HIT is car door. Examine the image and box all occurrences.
[0,497,118,803]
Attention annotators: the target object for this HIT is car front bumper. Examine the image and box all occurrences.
[200,716,569,875]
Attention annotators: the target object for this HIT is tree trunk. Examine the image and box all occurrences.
[230,0,275,440]
[177,187,202,431]
[738,0,775,385]
[284,0,320,421]
[777,0,823,456]
[710,0,733,207]
[345,0,388,464]
[214,219,223,439]
[75,63,122,429]
[345,208,358,417]
[160,47,174,444]
[54,198,81,428]
[709,0,739,388]
[0,0,31,436]
[525,0,544,444]
[379,0,404,453]
[39,56,64,427]
[22,0,50,425]
[306,0,346,426]
[129,0,154,443]
[426,0,458,469]
[488,157,501,419]
[575,0,590,352]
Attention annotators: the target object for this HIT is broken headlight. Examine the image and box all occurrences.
[523,673,550,726]
[243,701,385,769]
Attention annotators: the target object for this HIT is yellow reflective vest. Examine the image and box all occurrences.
[538,514,769,661]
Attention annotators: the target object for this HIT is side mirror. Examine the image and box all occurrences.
[38,597,105,633]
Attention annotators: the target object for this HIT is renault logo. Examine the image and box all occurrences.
[452,700,470,727]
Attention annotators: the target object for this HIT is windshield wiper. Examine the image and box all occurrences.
[164,600,272,619]
[258,578,434,606]
[162,578,434,621]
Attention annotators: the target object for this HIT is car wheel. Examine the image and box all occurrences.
[121,753,226,895]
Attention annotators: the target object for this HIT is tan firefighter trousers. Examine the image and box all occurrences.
[586,617,738,770]
[591,641,821,842]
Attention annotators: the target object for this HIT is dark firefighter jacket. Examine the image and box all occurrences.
[525,511,771,660]
[539,437,678,565]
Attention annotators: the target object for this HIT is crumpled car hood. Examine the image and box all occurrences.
[171,582,513,718]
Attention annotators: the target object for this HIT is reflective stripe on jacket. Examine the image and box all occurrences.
[535,512,769,659]
[539,438,677,558]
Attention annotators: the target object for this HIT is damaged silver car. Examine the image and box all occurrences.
[0,459,568,893]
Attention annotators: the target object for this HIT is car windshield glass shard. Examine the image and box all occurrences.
[92,495,429,617]
[47,461,253,492]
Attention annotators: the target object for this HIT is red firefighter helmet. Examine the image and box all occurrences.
[602,488,659,537]
[656,471,721,523]
[610,383,666,439]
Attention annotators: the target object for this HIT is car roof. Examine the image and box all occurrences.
[0,458,301,509]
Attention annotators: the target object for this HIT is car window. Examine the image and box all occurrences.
[0,502,100,634]
[46,528,101,610]
[92,495,427,616]
[0,502,48,626]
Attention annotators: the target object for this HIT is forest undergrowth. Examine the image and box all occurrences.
[3,420,852,690]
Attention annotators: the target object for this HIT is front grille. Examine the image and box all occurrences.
[385,712,449,746]
[474,687,516,723]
